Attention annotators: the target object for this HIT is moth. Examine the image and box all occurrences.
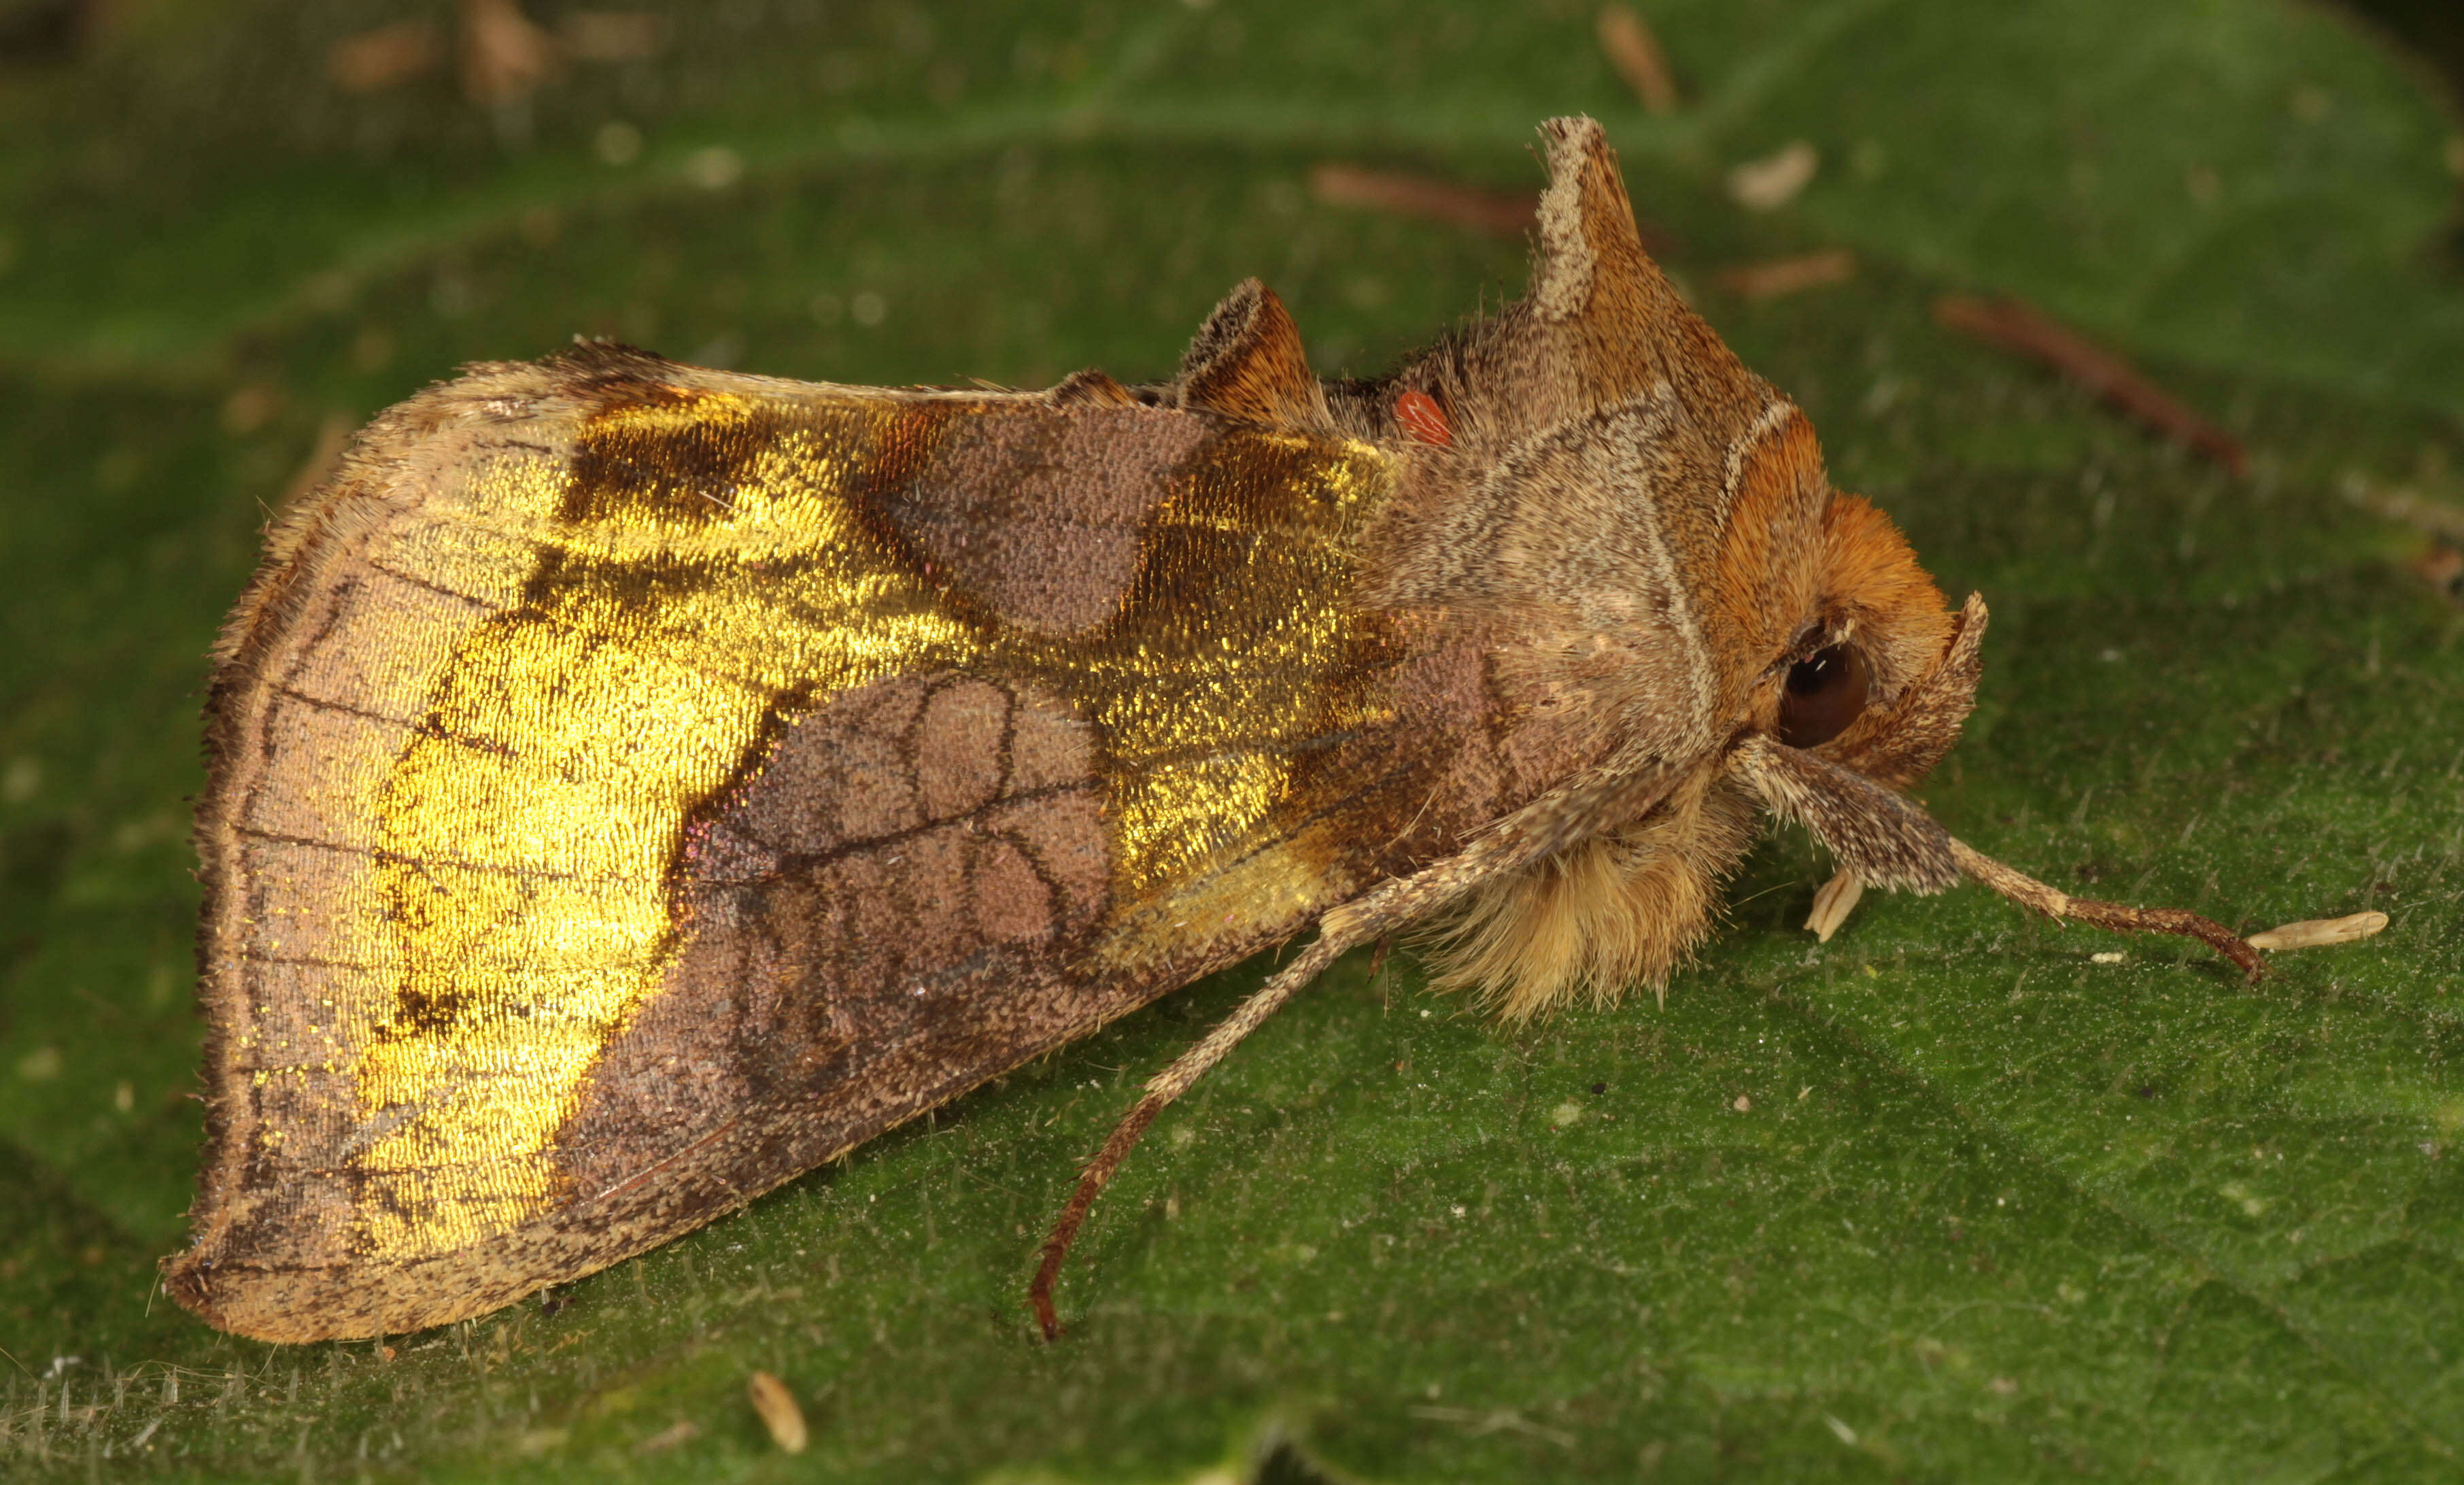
[171,117,2272,1344]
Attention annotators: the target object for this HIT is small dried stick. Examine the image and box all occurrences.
[1935,293,2247,476]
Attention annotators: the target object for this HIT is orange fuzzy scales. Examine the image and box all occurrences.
[1821,493,1955,698]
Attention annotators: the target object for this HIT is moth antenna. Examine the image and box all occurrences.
[1030,894,1389,1341]
[1947,836,2265,984]
[1027,767,1668,1339]
[1029,931,1331,1342]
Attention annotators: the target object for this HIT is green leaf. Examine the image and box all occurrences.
[2,1,2459,1480]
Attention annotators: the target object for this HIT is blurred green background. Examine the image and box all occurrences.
[2,1,2462,1480]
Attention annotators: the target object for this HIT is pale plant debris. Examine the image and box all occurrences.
[1596,5,1681,115]
[2334,471,2464,602]
[1718,249,1856,301]
[219,383,280,436]
[559,10,664,62]
[460,0,560,107]
[2414,542,2464,604]
[683,146,747,192]
[2340,472,2464,541]
[1308,164,1538,237]
[1804,868,1863,942]
[326,20,442,93]
[2338,468,2464,603]
[1934,294,2248,476]
[1406,1404,1577,1448]
[1728,141,1819,211]
[2246,910,2388,952]
[746,1371,807,1454]
[329,7,660,95]
[633,1418,700,1454]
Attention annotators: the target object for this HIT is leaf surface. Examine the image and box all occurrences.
[1,2,2459,1480]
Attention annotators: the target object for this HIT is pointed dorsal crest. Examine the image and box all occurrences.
[1526,116,1774,440]
[1532,116,1647,325]
[1171,279,1334,433]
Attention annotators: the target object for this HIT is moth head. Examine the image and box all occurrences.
[1747,491,1977,792]
[1719,495,2264,983]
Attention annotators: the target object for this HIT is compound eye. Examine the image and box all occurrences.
[1778,643,1870,749]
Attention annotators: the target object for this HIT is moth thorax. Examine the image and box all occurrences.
[1420,773,1758,1021]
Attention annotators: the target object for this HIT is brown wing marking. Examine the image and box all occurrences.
[554,669,1118,1216]
[176,660,1284,1342]
[863,402,1213,638]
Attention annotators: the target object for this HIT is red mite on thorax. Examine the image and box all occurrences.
[1395,388,1453,446]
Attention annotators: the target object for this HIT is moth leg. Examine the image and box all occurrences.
[1029,867,1480,1339]
[1804,868,1864,942]
[1734,735,2265,982]
[1948,838,2265,984]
